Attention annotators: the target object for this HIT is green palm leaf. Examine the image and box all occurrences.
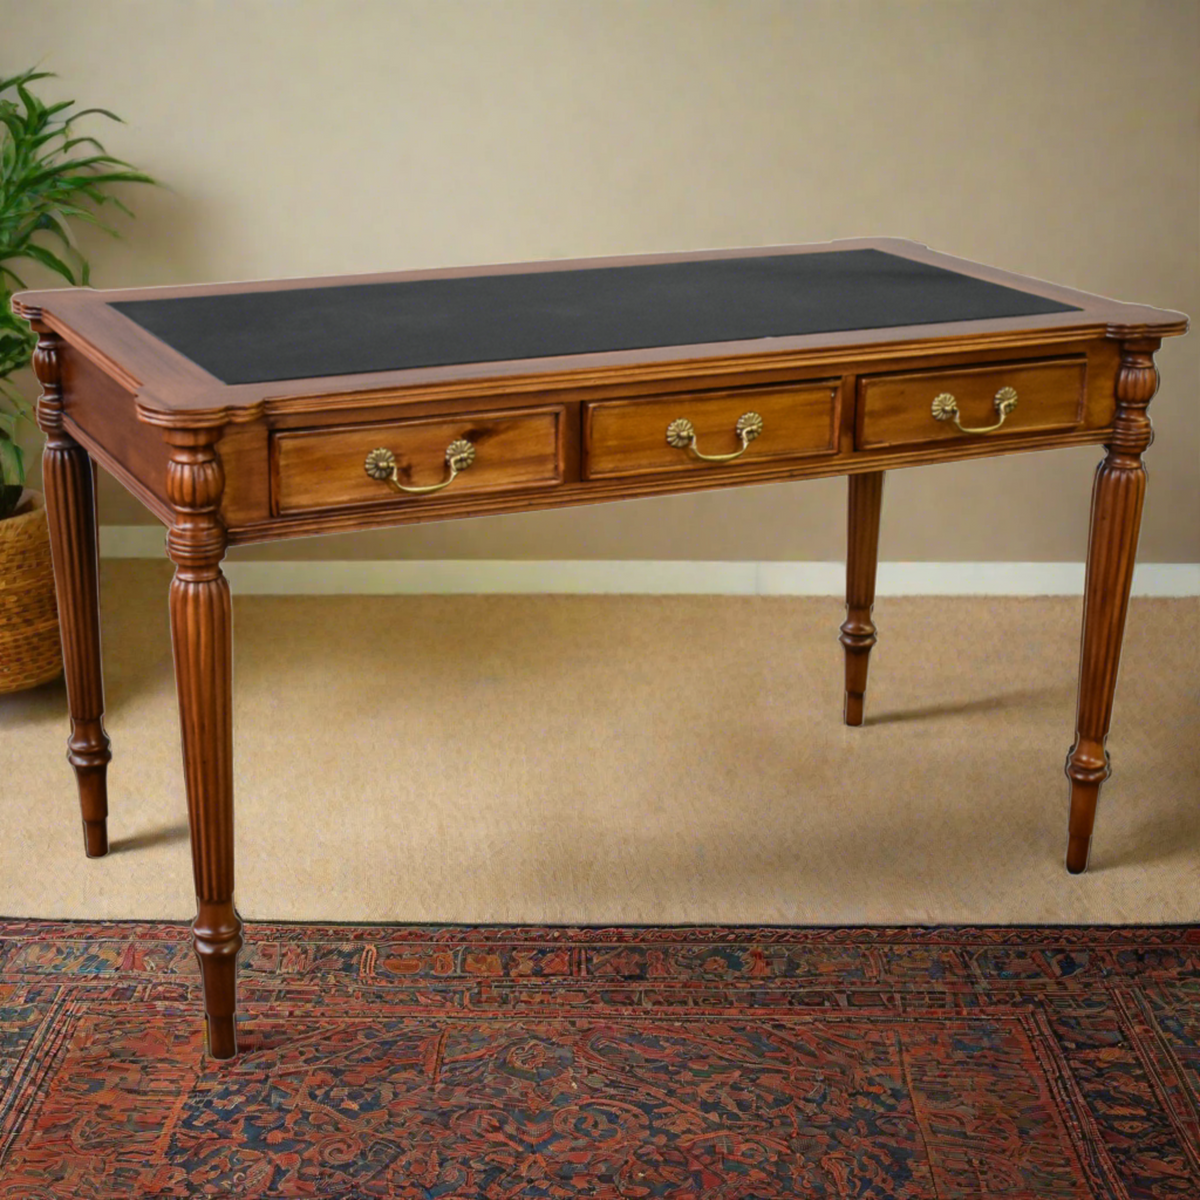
[0,68,157,492]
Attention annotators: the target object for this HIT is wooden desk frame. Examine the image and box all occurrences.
[14,238,1188,1059]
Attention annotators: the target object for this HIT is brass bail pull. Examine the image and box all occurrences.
[666,411,763,462]
[931,386,1018,436]
[364,438,476,495]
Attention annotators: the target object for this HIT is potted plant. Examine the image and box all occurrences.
[0,68,154,692]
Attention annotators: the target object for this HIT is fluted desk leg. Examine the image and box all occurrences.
[1064,338,1160,874]
[841,471,885,727]
[164,425,242,1058]
[33,329,112,857]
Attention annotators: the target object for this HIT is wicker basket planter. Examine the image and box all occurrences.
[0,490,64,693]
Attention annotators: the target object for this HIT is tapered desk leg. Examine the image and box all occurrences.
[164,425,242,1058]
[840,471,885,726]
[32,329,111,858]
[1064,339,1159,874]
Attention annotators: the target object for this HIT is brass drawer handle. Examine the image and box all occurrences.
[665,411,763,462]
[364,438,476,495]
[931,386,1018,435]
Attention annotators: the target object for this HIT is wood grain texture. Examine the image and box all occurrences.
[32,328,112,858]
[583,380,839,479]
[272,406,564,516]
[840,471,885,727]
[164,424,242,1058]
[1064,339,1160,874]
[207,338,1118,537]
[61,351,171,519]
[856,356,1087,450]
[224,425,1122,545]
[10,239,1187,430]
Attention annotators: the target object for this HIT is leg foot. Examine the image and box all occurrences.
[206,1015,238,1061]
[1065,753,1107,874]
[1066,832,1093,876]
[83,816,108,858]
[841,471,884,726]
[73,720,110,856]
[194,900,243,1059]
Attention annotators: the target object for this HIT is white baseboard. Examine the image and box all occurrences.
[98,526,1199,596]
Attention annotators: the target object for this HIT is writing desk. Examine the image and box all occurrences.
[14,238,1188,1058]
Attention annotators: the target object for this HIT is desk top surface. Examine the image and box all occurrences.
[107,247,1077,387]
[14,238,1187,427]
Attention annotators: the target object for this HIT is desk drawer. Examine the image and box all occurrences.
[857,356,1087,451]
[583,380,841,480]
[271,406,564,515]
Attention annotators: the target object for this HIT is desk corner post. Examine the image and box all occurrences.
[1064,337,1160,875]
[163,422,243,1059]
[32,325,112,858]
[841,470,885,726]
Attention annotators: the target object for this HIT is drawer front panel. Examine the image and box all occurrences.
[272,406,563,515]
[584,380,841,480]
[857,356,1087,451]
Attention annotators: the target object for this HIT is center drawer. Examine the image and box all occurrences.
[271,405,564,515]
[583,379,842,479]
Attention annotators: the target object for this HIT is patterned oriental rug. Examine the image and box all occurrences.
[0,922,1196,1198]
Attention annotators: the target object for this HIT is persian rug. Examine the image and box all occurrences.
[0,922,1197,1198]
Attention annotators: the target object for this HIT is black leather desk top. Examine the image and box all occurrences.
[111,248,1079,386]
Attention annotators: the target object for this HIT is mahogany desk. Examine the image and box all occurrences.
[14,239,1188,1058]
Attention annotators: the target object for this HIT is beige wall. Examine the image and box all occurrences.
[7,0,1197,563]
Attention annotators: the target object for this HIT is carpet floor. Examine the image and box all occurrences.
[1,563,1197,925]
[0,920,1197,1197]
